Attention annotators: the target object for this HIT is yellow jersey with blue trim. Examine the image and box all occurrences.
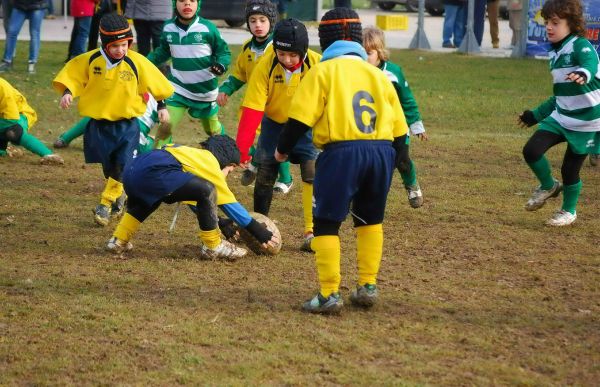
[242,48,322,124]
[0,77,37,127]
[219,38,273,96]
[52,49,174,121]
[288,55,408,148]
[163,145,237,206]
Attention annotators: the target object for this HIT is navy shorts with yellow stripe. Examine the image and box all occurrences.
[255,116,319,165]
[313,140,395,224]
[84,118,140,178]
[122,149,193,207]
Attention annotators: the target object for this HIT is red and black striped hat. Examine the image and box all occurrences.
[99,13,133,50]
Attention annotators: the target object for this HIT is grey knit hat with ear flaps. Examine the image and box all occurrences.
[200,135,241,169]
[99,13,134,50]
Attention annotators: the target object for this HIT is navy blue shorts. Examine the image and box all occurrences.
[122,149,194,207]
[84,118,140,177]
[255,116,319,165]
[313,140,395,224]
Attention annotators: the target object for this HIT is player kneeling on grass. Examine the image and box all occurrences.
[0,77,64,165]
[275,8,408,314]
[106,135,279,260]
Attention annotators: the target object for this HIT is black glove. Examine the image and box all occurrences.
[519,110,538,127]
[218,217,239,241]
[245,218,272,244]
[209,63,225,76]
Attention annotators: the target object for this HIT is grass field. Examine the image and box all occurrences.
[1,42,599,385]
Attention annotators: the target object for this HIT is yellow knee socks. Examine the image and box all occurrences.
[113,213,141,243]
[198,229,221,249]
[356,224,383,286]
[100,177,123,207]
[301,182,314,234]
[312,235,341,297]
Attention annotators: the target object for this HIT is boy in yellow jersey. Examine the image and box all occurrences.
[236,18,321,251]
[53,13,174,227]
[275,8,409,314]
[0,77,64,164]
[217,0,294,195]
[106,135,279,260]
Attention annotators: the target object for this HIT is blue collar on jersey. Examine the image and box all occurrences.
[320,41,367,62]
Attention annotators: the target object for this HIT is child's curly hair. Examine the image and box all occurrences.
[541,0,586,37]
[362,26,389,62]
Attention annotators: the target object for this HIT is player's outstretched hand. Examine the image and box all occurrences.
[216,92,228,107]
[518,110,537,128]
[60,94,72,109]
[158,108,169,123]
[416,132,429,141]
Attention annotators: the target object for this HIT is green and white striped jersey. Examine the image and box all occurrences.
[380,60,425,135]
[533,35,600,132]
[148,16,231,103]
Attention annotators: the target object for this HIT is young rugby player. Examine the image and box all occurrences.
[236,18,321,251]
[275,8,408,314]
[519,0,600,226]
[147,0,231,146]
[363,26,428,209]
[217,0,294,194]
[53,13,174,226]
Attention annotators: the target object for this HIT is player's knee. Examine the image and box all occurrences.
[314,218,341,236]
[256,163,278,187]
[300,160,315,183]
[522,142,543,164]
[193,177,217,203]
[397,158,411,174]
[4,124,23,144]
[352,214,382,228]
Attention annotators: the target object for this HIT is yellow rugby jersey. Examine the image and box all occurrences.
[242,48,322,124]
[164,145,237,206]
[0,77,37,127]
[228,39,273,87]
[53,49,174,121]
[288,56,408,148]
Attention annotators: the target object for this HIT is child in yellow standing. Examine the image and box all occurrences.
[235,18,321,250]
[53,13,174,226]
[276,8,408,314]
[217,0,294,194]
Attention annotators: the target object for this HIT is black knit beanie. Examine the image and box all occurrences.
[99,13,133,50]
[318,7,362,51]
[200,135,241,169]
[246,0,278,34]
[273,19,309,57]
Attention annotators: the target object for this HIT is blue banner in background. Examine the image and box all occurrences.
[527,0,600,56]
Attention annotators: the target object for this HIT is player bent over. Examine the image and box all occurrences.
[107,135,279,260]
